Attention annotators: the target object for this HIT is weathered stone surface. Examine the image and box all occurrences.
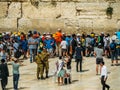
[0,1,120,34]
[22,2,62,19]
[0,0,28,2]
[7,2,21,18]
[18,18,65,33]
[117,19,120,30]
[0,18,17,31]
[60,2,76,18]
[0,2,7,18]
[22,2,40,19]
[75,3,107,15]
[112,3,120,19]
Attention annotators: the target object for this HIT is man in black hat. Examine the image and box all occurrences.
[0,59,9,90]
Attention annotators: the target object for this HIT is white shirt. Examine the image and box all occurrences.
[101,65,107,78]
[56,60,64,75]
[0,44,3,49]
[13,42,19,52]
[60,41,67,49]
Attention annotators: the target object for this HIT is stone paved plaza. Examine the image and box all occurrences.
[3,56,120,90]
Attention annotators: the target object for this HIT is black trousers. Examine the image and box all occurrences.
[76,59,82,72]
[101,76,110,90]
[1,77,8,90]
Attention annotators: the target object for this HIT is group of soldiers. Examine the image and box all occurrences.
[35,48,49,80]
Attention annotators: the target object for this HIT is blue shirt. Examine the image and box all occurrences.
[28,37,37,49]
[116,31,120,40]
[44,39,53,49]
[13,42,19,52]
[65,37,72,46]
[75,46,83,59]
[21,40,28,51]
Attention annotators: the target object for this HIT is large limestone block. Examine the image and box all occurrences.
[49,19,65,32]
[22,2,40,19]
[18,18,33,31]
[75,3,108,18]
[18,18,65,33]
[64,18,79,28]
[64,18,117,34]
[60,2,76,18]
[18,18,44,32]
[117,19,120,30]
[0,18,17,29]
[8,2,21,18]
[39,3,61,19]
[92,19,117,32]
[0,2,7,18]
[22,2,61,19]
[10,0,28,1]
[112,3,120,19]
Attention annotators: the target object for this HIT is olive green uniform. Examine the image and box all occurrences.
[41,51,49,78]
[35,54,44,79]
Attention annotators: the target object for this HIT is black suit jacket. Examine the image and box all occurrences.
[0,63,9,79]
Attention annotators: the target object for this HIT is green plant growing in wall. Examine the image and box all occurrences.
[106,6,113,19]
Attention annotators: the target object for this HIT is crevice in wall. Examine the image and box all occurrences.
[17,1,23,31]
[56,14,61,19]
[51,0,57,7]
[6,1,11,17]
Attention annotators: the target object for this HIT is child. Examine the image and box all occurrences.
[65,55,71,73]
[64,55,72,84]
[55,56,66,85]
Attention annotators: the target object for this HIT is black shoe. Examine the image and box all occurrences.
[115,64,119,66]
[111,64,114,66]
[46,76,49,78]
[37,77,40,80]
[76,69,78,72]
[80,70,83,72]
[107,86,110,90]
[41,77,45,80]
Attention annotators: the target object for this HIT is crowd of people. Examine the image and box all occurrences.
[0,29,120,90]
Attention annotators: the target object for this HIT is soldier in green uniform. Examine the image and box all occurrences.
[35,50,44,80]
[41,48,50,78]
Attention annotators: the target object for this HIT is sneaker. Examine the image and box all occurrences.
[96,73,98,75]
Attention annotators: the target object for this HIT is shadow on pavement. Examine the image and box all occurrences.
[82,69,89,72]
[72,80,79,83]
[6,87,29,90]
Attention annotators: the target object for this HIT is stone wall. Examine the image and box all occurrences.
[0,0,120,34]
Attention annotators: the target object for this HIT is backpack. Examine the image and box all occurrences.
[14,50,22,58]
[14,45,22,58]
[110,43,116,50]
[90,38,95,46]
